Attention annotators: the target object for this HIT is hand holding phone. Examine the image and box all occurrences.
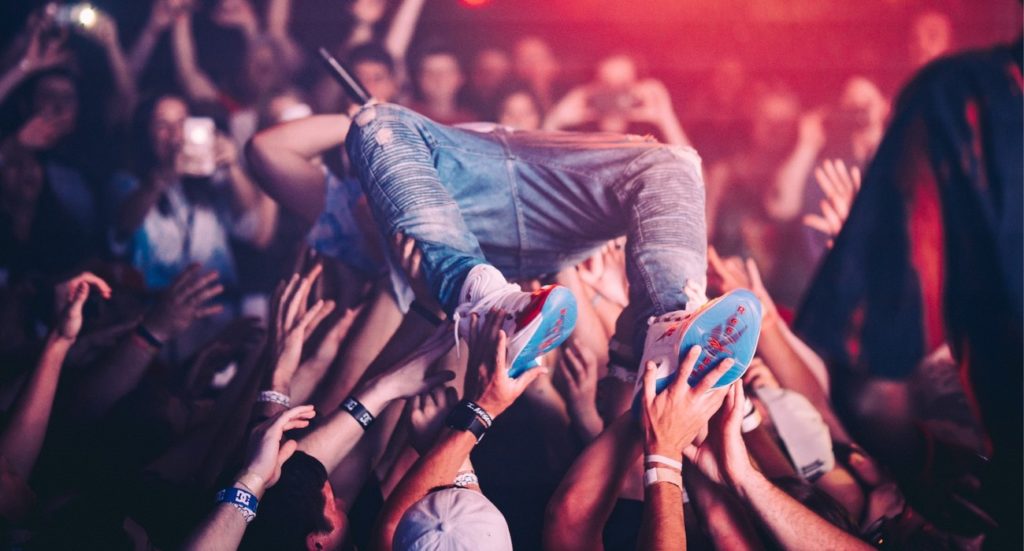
[176,117,217,177]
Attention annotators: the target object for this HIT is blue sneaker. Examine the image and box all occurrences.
[633,289,763,405]
[455,265,578,378]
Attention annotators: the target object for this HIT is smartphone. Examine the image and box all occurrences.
[176,117,217,177]
[588,88,640,116]
[54,3,98,29]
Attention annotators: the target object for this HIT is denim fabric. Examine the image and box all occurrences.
[345,103,707,343]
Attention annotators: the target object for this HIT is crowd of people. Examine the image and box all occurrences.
[0,0,1018,549]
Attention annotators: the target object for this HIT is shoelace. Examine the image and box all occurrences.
[450,281,525,357]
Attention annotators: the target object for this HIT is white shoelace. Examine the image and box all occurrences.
[451,281,525,357]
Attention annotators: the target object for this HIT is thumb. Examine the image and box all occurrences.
[515,366,548,391]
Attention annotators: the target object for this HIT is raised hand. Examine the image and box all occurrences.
[559,339,603,437]
[707,246,778,325]
[20,17,69,74]
[148,0,193,31]
[683,382,753,487]
[237,405,316,495]
[372,323,456,401]
[464,309,548,418]
[803,159,862,246]
[16,113,73,151]
[143,265,225,343]
[211,0,260,36]
[53,272,112,341]
[392,232,438,310]
[640,346,734,458]
[269,263,335,391]
[408,384,459,455]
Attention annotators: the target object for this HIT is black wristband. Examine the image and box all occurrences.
[135,324,164,349]
[340,397,375,430]
[410,300,444,327]
[462,400,493,428]
[445,400,492,443]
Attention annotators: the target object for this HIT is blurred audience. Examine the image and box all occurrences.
[0,1,1013,550]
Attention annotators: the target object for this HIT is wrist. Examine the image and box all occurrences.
[352,383,389,416]
[235,471,266,499]
[140,317,172,343]
[47,330,76,348]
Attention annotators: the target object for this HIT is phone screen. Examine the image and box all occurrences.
[177,117,217,177]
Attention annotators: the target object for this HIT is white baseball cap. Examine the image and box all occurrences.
[393,488,513,551]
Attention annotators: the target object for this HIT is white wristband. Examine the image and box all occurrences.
[741,397,762,433]
[644,454,683,470]
[257,390,291,407]
[644,467,683,489]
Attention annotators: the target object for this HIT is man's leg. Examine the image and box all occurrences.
[609,145,709,362]
[345,104,485,313]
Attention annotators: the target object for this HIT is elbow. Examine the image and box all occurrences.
[542,490,589,551]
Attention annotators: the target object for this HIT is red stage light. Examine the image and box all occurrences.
[460,0,490,7]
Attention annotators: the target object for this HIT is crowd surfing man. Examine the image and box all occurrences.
[249,100,763,408]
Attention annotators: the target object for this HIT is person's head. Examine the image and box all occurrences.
[751,83,800,152]
[492,83,543,130]
[138,94,189,170]
[393,488,513,551]
[349,43,398,103]
[514,36,559,91]
[0,143,44,211]
[415,47,464,106]
[470,47,511,99]
[710,57,747,102]
[772,476,859,534]
[243,38,288,101]
[595,54,640,89]
[837,76,888,136]
[23,70,79,147]
[909,10,953,68]
[261,88,313,129]
[242,452,347,551]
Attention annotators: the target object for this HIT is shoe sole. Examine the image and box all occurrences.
[634,289,763,415]
[679,288,763,388]
[507,286,578,378]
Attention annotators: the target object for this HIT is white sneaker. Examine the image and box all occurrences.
[454,265,578,377]
[633,289,764,406]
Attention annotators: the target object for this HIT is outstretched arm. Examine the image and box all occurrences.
[171,13,220,104]
[374,311,546,550]
[0,273,110,480]
[246,114,352,225]
[183,406,315,551]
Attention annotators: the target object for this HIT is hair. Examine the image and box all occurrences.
[241,452,333,550]
[489,80,544,122]
[771,476,860,535]
[348,42,395,74]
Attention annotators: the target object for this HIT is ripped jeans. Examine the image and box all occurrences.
[345,103,707,358]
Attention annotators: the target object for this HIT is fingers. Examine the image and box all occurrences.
[493,328,508,372]
[819,197,843,233]
[275,273,299,329]
[707,246,728,281]
[73,272,112,298]
[443,385,459,406]
[851,166,862,191]
[182,270,220,303]
[273,404,316,433]
[744,258,766,294]
[696,357,735,394]
[196,304,225,318]
[285,263,324,329]
[171,263,203,294]
[303,300,336,339]
[673,345,701,391]
[424,370,456,389]
[802,213,833,236]
[189,281,225,306]
[641,360,658,406]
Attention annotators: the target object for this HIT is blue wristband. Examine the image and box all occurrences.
[216,487,259,523]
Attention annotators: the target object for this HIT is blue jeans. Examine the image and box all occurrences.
[346,103,707,357]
